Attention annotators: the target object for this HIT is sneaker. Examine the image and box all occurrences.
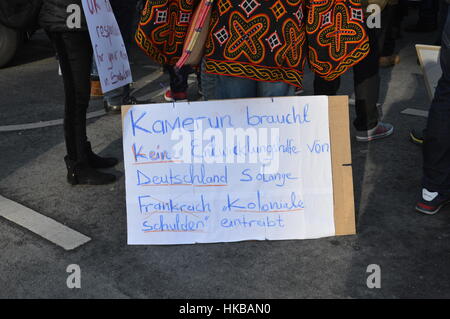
[164,89,188,102]
[355,122,394,142]
[415,188,450,215]
[410,128,425,145]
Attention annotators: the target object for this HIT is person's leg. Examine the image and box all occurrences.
[257,81,295,97]
[406,0,438,32]
[103,0,137,111]
[436,0,449,45]
[195,66,202,95]
[418,0,439,27]
[49,31,92,163]
[416,7,450,214]
[47,31,116,184]
[352,8,393,141]
[393,0,408,38]
[352,27,380,131]
[214,75,257,99]
[47,33,76,159]
[171,66,191,93]
[380,5,399,62]
[164,65,190,101]
[200,60,218,101]
[352,73,380,132]
[422,9,450,196]
[201,62,257,100]
[313,75,341,95]
[109,0,137,55]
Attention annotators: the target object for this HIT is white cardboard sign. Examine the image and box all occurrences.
[122,96,335,245]
[416,44,442,101]
[82,0,132,93]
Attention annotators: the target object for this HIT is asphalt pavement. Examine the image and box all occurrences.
[0,12,449,299]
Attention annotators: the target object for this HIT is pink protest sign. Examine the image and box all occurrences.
[81,0,132,93]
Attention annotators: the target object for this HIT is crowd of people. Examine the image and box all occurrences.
[34,0,449,215]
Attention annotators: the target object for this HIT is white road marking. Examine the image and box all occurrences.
[0,70,196,132]
[0,195,91,251]
[0,110,106,132]
[401,108,429,118]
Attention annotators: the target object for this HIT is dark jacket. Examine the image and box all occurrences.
[39,0,87,32]
[0,0,43,30]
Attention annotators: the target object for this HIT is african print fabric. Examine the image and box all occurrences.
[135,0,198,65]
[136,0,370,87]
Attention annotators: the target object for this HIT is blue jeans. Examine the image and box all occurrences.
[423,6,450,195]
[201,62,295,99]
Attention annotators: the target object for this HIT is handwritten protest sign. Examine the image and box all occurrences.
[81,0,132,93]
[416,45,442,101]
[122,96,354,245]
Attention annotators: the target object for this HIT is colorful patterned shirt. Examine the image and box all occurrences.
[136,0,370,88]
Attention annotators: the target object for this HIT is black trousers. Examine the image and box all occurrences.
[47,31,93,163]
[109,0,139,53]
[423,7,450,195]
[418,0,439,26]
[165,65,198,93]
[313,8,391,131]
[381,5,398,57]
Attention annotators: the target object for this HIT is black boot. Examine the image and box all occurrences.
[86,142,119,169]
[65,156,116,185]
